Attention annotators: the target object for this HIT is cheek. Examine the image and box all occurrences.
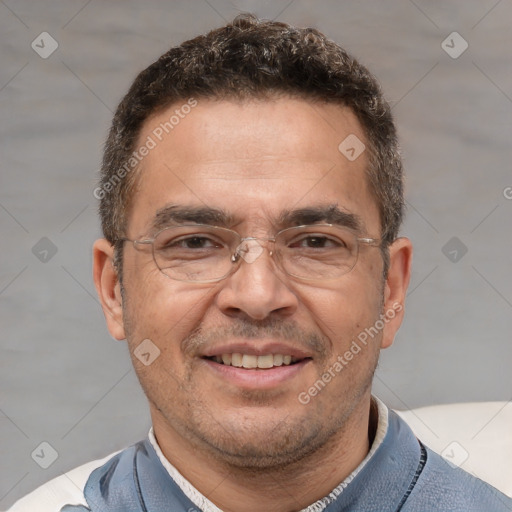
[297,275,383,354]
[305,273,381,321]
[122,263,216,357]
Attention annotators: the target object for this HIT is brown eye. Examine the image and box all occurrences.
[289,235,344,249]
[176,236,219,249]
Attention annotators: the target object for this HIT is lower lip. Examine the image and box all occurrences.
[202,358,311,389]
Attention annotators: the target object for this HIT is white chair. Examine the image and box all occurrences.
[396,401,512,497]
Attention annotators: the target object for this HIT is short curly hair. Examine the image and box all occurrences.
[98,14,404,275]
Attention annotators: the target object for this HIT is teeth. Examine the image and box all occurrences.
[257,354,274,369]
[215,353,299,369]
[273,354,283,366]
[231,353,243,367]
[242,354,258,369]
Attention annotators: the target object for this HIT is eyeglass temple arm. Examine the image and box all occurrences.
[358,237,380,246]
[116,238,154,251]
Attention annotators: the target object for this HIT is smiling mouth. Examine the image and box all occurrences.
[205,354,310,369]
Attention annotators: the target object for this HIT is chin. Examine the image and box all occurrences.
[208,437,321,471]
[190,411,335,471]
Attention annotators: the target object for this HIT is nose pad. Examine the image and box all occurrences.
[233,239,264,264]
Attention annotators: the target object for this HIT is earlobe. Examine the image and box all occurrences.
[380,237,413,349]
[93,239,126,340]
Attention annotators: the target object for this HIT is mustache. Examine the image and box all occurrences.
[182,318,329,358]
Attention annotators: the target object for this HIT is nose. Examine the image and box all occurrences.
[215,240,298,321]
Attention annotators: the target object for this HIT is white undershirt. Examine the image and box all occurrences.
[148,397,389,512]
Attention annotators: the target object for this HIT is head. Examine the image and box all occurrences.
[93,15,412,470]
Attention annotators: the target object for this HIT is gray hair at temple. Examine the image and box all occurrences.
[98,13,404,277]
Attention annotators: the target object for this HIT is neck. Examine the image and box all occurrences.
[151,396,376,512]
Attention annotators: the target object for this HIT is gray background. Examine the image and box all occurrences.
[1,0,511,508]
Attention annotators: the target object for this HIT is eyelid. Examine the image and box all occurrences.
[152,223,361,244]
[278,223,356,235]
[154,225,237,245]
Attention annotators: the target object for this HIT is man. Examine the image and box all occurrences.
[8,14,512,512]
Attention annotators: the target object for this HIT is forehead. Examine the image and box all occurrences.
[127,98,379,235]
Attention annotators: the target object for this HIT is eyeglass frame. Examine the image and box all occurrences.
[117,223,381,283]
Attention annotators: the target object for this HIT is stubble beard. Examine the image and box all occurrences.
[120,280,383,473]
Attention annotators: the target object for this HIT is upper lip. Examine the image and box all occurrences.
[200,341,313,359]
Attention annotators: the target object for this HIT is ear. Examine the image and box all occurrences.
[93,238,126,340]
[380,237,413,349]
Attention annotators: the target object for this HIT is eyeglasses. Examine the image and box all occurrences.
[119,224,380,283]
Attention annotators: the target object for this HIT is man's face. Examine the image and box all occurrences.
[98,98,407,469]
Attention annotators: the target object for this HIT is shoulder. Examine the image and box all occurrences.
[404,443,512,511]
[396,401,512,497]
[394,401,512,510]
[5,450,120,512]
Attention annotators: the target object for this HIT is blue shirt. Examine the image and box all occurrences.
[8,410,512,511]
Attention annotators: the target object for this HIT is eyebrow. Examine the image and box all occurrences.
[149,204,364,234]
[151,205,235,233]
[278,205,364,232]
